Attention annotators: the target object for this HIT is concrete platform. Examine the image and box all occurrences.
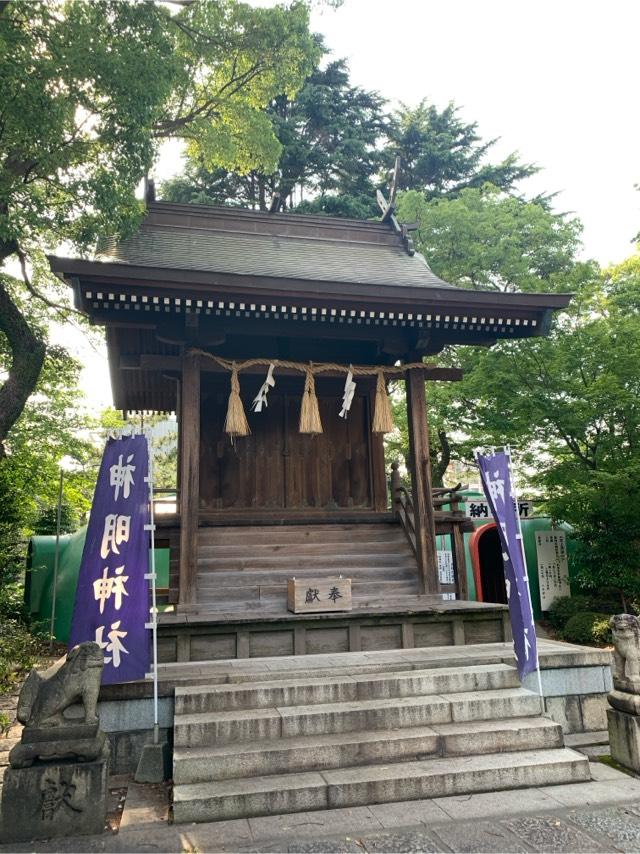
[155,595,512,663]
[90,640,613,778]
[171,651,589,824]
[4,758,640,853]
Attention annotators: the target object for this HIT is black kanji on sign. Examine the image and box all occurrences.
[328,586,343,602]
[305,588,320,603]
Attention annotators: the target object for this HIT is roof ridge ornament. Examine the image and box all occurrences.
[376,157,417,256]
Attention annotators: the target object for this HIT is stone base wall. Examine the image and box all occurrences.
[68,696,174,775]
[524,662,612,734]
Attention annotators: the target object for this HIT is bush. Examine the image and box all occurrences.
[591,587,625,615]
[547,595,594,630]
[561,611,613,646]
[0,616,40,694]
[591,615,614,646]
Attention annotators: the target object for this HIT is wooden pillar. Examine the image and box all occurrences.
[452,525,469,600]
[450,488,469,601]
[178,350,200,606]
[405,367,439,594]
[390,461,401,516]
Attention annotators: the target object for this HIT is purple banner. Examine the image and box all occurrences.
[476,448,538,680]
[69,436,151,685]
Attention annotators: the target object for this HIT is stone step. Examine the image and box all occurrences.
[172,747,589,823]
[196,553,415,570]
[173,687,542,747]
[174,663,520,715]
[173,717,563,784]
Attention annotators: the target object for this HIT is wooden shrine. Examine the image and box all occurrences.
[49,197,570,662]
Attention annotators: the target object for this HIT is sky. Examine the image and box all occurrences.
[72,0,640,412]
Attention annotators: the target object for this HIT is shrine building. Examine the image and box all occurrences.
[49,200,570,663]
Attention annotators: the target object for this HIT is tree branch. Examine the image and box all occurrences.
[16,248,84,321]
[0,274,46,458]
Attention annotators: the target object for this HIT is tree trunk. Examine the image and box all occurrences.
[0,248,47,459]
[432,428,451,487]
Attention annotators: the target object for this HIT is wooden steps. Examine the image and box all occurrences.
[195,522,420,609]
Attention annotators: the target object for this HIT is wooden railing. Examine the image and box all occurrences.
[390,462,471,599]
[395,483,418,557]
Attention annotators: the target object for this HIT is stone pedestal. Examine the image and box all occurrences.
[9,722,106,769]
[608,707,640,773]
[0,746,109,844]
[135,739,171,783]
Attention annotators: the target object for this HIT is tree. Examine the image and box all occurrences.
[0,276,96,586]
[0,0,319,453]
[385,100,537,200]
[396,184,583,293]
[162,58,386,216]
[386,184,591,484]
[412,246,640,604]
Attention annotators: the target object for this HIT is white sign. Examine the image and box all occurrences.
[437,550,455,586]
[466,499,534,520]
[535,530,570,610]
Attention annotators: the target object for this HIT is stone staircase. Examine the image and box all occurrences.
[172,658,590,823]
[195,523,420,610]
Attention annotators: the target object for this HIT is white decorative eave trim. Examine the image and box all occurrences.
[86,290,539,335]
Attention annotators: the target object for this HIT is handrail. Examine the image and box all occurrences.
[389,461,470,597]
[391,473,417,556]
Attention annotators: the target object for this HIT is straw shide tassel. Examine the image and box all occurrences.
[372,370,394,434]
[224,362,251,438]
[299,366,323,434]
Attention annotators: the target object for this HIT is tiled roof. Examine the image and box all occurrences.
[96,203,454,290]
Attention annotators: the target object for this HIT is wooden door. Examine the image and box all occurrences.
[199,376,379,511]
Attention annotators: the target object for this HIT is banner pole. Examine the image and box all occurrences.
[144,432,160,742]
[507,446,545,712]
[49,467,64,652]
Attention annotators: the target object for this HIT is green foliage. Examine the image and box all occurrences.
[561,612,613,647]
[0,617,40,694]
[0,273,97,587]
[0,0,319,457]
[396,184,582,293]
[385,100,537,199]
[32,503,78,536]
[163,58,385,215]
[0,582,41,694]
[546,595,596,630]
[0,0,318,256]
[428,250,640,603]
[164,68,538,218]
[0,712,10,735]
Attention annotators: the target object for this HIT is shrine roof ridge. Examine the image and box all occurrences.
[139,201,399,239]
[48,201,573,313]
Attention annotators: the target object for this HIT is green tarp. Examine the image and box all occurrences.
[26,527,169,643]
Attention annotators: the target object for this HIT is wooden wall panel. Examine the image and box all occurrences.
[199,376,383,511]
[464,619,504,644]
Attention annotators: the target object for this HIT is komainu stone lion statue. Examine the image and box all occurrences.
[610,614,640,684]
[17,642,104,728]
[9,642,106,769]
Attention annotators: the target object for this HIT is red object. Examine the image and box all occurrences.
[469,522,497,602]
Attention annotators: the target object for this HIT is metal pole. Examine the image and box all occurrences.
[507,446,545,711]
[144,432,160,743]
[49,467,64,652]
